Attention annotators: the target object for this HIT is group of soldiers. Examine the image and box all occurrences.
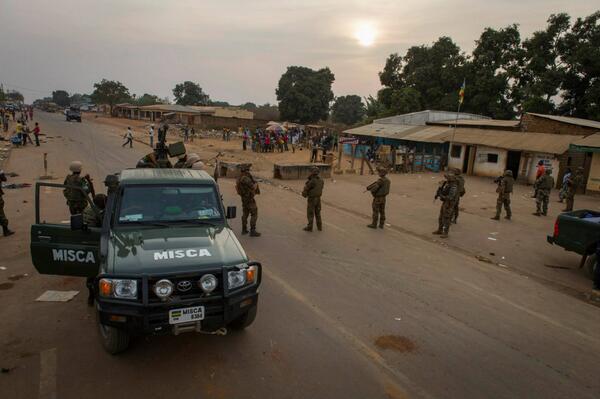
[236,164,391,235]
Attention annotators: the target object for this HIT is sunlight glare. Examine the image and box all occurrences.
[354,22,377,47]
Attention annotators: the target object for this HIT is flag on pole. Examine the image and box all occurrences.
[458,79,465,104]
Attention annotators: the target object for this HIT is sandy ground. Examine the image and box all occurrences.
[1,111,599,399]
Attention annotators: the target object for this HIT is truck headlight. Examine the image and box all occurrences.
[99,278,138,300]
[153,279,174,299]
[199,274,218,293]
[227,265,258,290]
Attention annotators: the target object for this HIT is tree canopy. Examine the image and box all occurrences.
[91,79,131,113]
[52,90,70,107]
[134,93,163,106]
[375,11,600,121]
[172,81,210,106]
[331,95,365,125]
[276,66,335,123]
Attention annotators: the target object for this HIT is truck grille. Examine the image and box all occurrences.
[147,272,223,303]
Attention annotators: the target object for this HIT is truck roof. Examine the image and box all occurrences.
[119,168,215,185]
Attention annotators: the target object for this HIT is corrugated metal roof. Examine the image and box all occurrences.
[343,124,452,142]
[571,133,600,151]
[139,104,203,114]
[375,110,488,126]
[450,129,583,154]
[527,113,600,130]
[429,119,520,128]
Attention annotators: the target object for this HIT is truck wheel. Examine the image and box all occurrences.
[228,305,257,330]
[585,254,597,280]
[97,313,130,354]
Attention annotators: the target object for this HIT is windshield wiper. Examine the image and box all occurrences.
[120,221,171,228]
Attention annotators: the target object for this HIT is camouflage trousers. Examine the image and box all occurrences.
[67,200,87,216]
[495,194,511,218]
[564,191,575,211]
[307,196,322,229]
[241,198,258,230]
[535,191,550,215]
[0,197,8,226]
[452,198,461,222]
[438,201,456,231]
[372,196,386,226]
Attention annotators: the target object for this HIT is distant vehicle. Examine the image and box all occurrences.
[30,169,261,354]
[547,209,600,279]
[66,106,81,122]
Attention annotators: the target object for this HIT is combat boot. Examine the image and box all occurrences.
[440,228,449,239]
[491,215,500,220]
[303,226,313,232]
[432,228,442,235]
[317,225,322,231]
[367,224,377,229]
[249,229,261,237]
[378,223,384,229]
[532,212,541,216]
[241,226,248,235]
[2,225,15,237]
[504,215,511,220]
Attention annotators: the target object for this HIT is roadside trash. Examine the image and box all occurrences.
[498,263,508,268]
[36,290,79,302]
[394,317,402,321]
[8,273,28,281]
[0,266,6,270]
[1,183,31,189]
[476,255,493,263]
[490,232,499,235]
[487,237,497,241]
[489,252,495,256]
[385,223,391,227]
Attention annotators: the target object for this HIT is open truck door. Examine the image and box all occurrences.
[30,182,100,278]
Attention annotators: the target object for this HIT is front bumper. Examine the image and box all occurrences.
[96,263,261,336]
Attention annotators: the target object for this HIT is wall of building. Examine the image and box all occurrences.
[585,153,600,192]
[448,144,466,170]
[521,114,597,136]
[195,116,268,130]
[520,153,560,184]
[472,146,507,177]
[213,107,254,120]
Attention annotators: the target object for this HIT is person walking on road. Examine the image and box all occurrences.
[563,167,584,212]
[148,125,155,148]
[433,173,458,238]
[32,122,41,146]
[452,168,466,224]
[122,127,134,148]
[533,168,554,216]
[491,170,514,221]
[63,161,91,215]
[236,165,261,237]
[367,167,391,229]
[0,170,15,237]
[302,166,324,232]
[558,168,572,203]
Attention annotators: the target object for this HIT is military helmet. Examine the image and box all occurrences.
[377,167,388,176]
[504,169,513,176]
[240,164,251,172]
[69,161,82,173]
[311,166,320,174]
[452,168,462,175]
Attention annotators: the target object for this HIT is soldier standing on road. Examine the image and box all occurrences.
[0,170,15,237]
[236,165,261,237]
[302,166,324,232]
[63,161,91,215]
[432,173,458,238]
[533,168,554,216]
[491,170,514,221]
[367,167,391,229]
[563,167,584,212]
[452,168,466,224]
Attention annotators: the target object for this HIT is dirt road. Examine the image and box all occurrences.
[1,111,599,399]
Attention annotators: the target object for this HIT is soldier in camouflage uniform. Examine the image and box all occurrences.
[563,167,584,212]
[0,170,15,237]
[236,164,261,237]
[432,173,458,238]
[452,168,466,224]
[83,194,107,227]
[533,168,554,216]
[491,170,514,221]
[302,166,324,232]
[367,167,391,229]
[63,161,90,215]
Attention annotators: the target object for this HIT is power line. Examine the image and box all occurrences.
[1,82,49,94]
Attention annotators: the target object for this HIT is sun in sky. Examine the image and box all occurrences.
[354,21,377,47]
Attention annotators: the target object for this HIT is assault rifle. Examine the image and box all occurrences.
[434,181,447,201]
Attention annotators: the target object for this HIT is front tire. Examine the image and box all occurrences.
[228,305,257,330]
[97,312,130,354]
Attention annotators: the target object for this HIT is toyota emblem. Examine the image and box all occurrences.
[177,280,192,292]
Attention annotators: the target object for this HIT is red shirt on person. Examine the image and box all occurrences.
[536,164,545,179]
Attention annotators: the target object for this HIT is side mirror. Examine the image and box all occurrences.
[70,214,85,231]
[226,206,237,219]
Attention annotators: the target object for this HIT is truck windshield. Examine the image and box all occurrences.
[117,185,222,224]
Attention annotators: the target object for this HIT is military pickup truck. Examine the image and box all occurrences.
[31,169,261,354]
[547,209,600,278]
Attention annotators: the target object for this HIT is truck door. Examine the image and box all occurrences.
[30,182,101,278]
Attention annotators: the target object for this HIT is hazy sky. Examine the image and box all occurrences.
[1,1,597,104]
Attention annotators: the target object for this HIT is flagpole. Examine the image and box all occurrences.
[448,79,465,171]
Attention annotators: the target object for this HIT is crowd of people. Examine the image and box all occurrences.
[0,105,41,147]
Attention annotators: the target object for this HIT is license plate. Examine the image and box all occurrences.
[169,306,205,324]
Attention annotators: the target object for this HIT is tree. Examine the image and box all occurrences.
[558,11,600,120]
[240,102,257,110]
[172,81,210,106]
[134,93,163,106]
[209,100,230,107]
[52,90,70,107]
[6,90,24,103]
[364,95,385,118]
[276,66,335,123]
[91,79,131,114]
[331,95,365,125]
